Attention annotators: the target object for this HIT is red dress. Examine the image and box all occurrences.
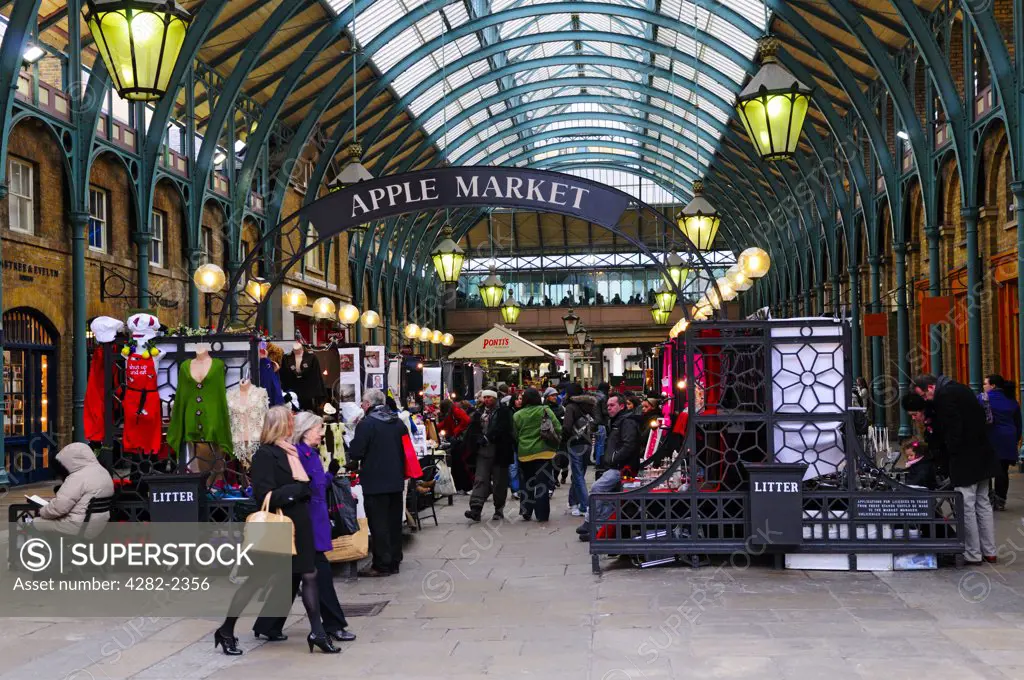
[84,346,116,442]
[123,353,163,456]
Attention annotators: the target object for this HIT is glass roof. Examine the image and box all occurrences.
[330,0,769,201]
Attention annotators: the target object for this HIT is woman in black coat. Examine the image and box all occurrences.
[214,406,340,655]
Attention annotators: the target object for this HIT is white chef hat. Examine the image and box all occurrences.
[90,316,124,344]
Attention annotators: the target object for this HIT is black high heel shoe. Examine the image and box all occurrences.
[308,633,341,654]
[214,629,242,656]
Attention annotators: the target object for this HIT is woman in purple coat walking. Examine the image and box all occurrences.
[253,411,356,643]
[981,375,1022,510]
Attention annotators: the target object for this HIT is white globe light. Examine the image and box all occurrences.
[404,323,420,339]
[339,303,361,325]
[361,310,381,329]
[739,247,771,278]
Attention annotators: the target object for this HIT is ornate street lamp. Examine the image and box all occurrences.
[676,180,721,251]
[84,0,192,102]
[735,36,813,162]
[654,282,677,314]
[500,294,522,324]
[575,326,589,348]
[430,225,465,284]
[245,276,271,303]
[562,308,581,336]
[284,287,307,312]
[650,303,670,325]
[739,247,771,278]
[725,265,754,292]
[312,297,336,320]
[583,337,594,354]
[360,310,381,329]
[662,252,691,290]
[478,267,505,308]
[193,263,226,294]
[338,303,361,325]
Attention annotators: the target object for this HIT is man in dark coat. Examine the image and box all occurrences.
[464,390,515,521]
[347,388,408,576]
[913,374,1000,564]
[577,394,642,540]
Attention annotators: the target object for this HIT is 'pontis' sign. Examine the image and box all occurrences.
[302,167,631,238]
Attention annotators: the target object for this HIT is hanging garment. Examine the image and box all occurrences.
[167,358,233,457]
[227,384,269,469]
[84,346,118,442]
[259,357,284,406]
[123,352,163,456]
[280,351,326,411]
[319,421,346,469]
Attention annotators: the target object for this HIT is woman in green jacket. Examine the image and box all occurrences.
[512,388,562,521]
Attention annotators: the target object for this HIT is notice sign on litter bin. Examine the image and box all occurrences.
[744,463,808,548]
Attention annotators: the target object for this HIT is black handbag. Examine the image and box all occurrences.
[326,475,359,538]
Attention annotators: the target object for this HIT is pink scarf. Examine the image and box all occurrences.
[276,439,309,482]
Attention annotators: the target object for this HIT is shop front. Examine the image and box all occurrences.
[3,308,58,484]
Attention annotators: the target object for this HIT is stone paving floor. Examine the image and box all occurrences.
[4,482,1024,680]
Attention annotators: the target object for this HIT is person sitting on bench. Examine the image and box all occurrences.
[34,443,114,538]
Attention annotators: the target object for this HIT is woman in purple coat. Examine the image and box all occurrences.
[253,411,356,643]
[981,375,1022,511]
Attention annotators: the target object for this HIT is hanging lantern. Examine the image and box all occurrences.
[478,267,505,308]
[562,308,581,336]
[735,36,813,162]
[328,143,373,188]
[442,333,455,347]
[662,252,691,291]
[676,180,721,251]
[312,297,336,320]
[339,303,361,325]
[575,326,589,347]
[404,323,421,339]
[500,295,522,324]
[360,310,381,329]
[650,303,670,325]
[84,0,192,102]
[430,225,465,284]
[245,277,271,303]
[193,263,226,294]
[654,282,677,314]
[725,265,753,292]
[418,327,432,343]
[583,337,594,353]
[284,287,307,311]
[431,330,443,344]
[739,247,771,278]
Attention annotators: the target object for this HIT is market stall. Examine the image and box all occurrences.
[587,318,965,572]
[449,324,558,384]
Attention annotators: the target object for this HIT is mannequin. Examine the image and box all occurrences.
[280,340,326,411]
[122,312,163,456]
[84,316,123,442]
[227,369,269,470]
[167,342,233,473]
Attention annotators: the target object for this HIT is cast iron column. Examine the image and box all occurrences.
[1014,182,1024,404]
[962,207,982,391]
[187,247,202,327]
[848,266,862,380]
[135,231,152,308]
[894,243,911,436]
[71,210,90,440]
[868,255,885,427]
[925,225,943,374]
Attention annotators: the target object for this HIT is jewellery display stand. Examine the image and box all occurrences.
[588,318,964,573]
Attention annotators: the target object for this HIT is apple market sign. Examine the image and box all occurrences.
[301,167,632,238]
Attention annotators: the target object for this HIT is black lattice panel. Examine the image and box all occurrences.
[694,421,768,492]
[773,421,847,480]
[693,341,768,415]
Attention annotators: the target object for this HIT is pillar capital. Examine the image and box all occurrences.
[0,181,8,201]
[1010,181,1024,198]
[960,206,979,221]
[133,231,153,246]
[867,255,881,268]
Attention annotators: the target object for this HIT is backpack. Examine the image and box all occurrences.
[571,412,596,444]
[539,408,561,447]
